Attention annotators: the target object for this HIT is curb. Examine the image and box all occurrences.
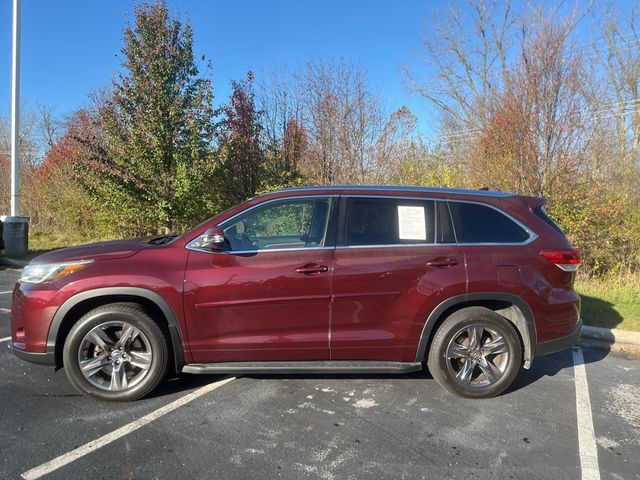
[581,325,640,355]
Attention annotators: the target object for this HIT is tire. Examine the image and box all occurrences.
[427,306,522,399]
[63,303,169,401]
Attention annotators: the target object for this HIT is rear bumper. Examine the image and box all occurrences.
[9,342,55,365]
[535,318,582,357]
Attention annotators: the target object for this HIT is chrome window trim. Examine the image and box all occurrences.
[336,243,449,250]
[195,246,336,255]
[341,194,538,247]
[186,192,538,254]
[186,195,338,255]
[445,197,538,245]
[335,242,533,250]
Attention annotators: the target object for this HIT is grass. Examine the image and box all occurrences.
[29,231,101,252]
[24,231,109,261]
[3,231,107,262]
[576,275,640,332]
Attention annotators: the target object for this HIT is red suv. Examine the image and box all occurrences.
[10,186,582,400]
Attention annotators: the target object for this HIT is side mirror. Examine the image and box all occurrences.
[190,226,225,251]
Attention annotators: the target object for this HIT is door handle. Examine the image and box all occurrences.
[295,263,329,274]
[426,256,458,268]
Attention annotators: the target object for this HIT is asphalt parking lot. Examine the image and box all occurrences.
[1,267,639,480]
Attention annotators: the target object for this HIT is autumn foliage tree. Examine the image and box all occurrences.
[406,0,640,274]
[98,1,217,233]
[31,111,102,239]
[279,117,306,180]
[216,72,266,207]
[261,61,415,185]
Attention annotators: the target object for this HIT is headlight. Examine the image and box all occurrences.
[20,260,93,284]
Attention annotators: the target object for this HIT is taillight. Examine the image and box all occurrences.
[539,249,582,271]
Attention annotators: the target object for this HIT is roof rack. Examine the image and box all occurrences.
[268,185,514,198]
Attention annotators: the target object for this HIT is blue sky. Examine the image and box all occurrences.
[0,1,630,141]
[0,1,436,132]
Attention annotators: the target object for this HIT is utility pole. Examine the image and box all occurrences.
[2,0,29,258]
[11,0,21,216]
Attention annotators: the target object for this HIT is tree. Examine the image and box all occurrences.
[99,1,217,233]
[216,71,265,207]
[257,66,305,187]
[295,60,415,184]
[473,16,589,196]
[0,109,44,215]
[280,117,306,179]
[405,0,640,275]
[408,1,590,196]
[30,110,105,239]
[404,0,521,139]
[586,6,640,188]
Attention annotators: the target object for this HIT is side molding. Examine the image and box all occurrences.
[415,292,537,368]
[47,287,185,372]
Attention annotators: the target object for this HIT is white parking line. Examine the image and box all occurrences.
[572,347,601,480]
[0,336,10,343]
[0,308,10,314]
[21,376,236,480]
[0,290,12,295]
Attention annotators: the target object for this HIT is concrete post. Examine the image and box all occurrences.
[1,216,29,258]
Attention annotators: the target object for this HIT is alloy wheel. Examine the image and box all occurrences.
[445,323,510,388]
[77,321,153,392]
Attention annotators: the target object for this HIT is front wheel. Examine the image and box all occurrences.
[63,303,169,401]
[427,307,522,398]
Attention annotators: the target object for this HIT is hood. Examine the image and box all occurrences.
[31,238,150,264]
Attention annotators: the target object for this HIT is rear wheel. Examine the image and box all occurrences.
[427,307,522,398]
[63,303,169,401]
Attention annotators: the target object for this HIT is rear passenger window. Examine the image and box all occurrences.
[345,198,436,246]
[448,202,530,243]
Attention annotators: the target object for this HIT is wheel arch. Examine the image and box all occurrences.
[415,292,536,368]
[47,287,185,373]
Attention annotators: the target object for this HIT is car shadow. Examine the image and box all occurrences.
[580,293,624,329]
[148,369,432,399]
[245,370,431,382]
[152,345,613,399]
[0,257,22,271]
[145,373,230,399]
[505,345,610,394]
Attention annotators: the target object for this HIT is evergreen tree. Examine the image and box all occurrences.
[100,1,216,233]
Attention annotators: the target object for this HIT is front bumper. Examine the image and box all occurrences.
[9,342,55,365]
[10,281,60,358]
[535,317,583,357]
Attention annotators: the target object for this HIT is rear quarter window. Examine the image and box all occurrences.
[448,201,531,244]
[533,206,566,237]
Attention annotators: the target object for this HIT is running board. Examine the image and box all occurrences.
[182,361,423,375]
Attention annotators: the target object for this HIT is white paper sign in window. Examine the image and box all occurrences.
[398,206,426,240]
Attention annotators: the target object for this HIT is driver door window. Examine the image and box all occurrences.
[223,198,331,251]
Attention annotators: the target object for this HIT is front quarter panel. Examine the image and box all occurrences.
[11,243,189,363]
